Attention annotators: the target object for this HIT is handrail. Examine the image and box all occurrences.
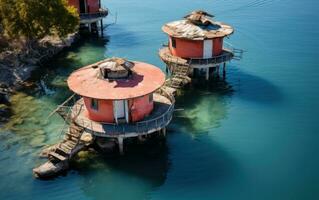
[69,92,175,135]
[79,8,108,20]
[159,47,234,65]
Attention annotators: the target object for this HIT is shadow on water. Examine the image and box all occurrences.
[167,130,240,190]
[232,68,283,104]
[171,78,233,136]
[71,140,170,200]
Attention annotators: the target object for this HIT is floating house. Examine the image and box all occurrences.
[159,10,242,88]
[33,58,175,178]
[68,0,108,34]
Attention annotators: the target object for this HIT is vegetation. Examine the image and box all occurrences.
[0,0,79,41]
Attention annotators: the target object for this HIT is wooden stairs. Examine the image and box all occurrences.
[48,122,84,163]
[165,64,191,90]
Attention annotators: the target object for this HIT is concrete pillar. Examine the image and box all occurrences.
[118,137,124,155]
[206,68,209,80]
[223,62,226,79]
[162,128,166,137]
[100,20,103,36]
[88,23,92,33]
[216,65,220,77]
[138,135,146,143]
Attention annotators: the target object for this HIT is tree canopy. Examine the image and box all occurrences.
[0,0,79,40]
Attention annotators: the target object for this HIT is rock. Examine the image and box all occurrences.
[33,160,69,179]
[29,134,46,148]
[13,64,37,82]
[0,104,11,122]
[80,132,93,146]
[0,33,79,92]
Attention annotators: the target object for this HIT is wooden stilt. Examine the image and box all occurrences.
[100,20,103,36]
[118,137,124,155]
[88,23,92,33]
[162,128,166,137]
[223,62,226,79]
[217,65,220,77]
[206,68,209,80]
[211,68,214,78]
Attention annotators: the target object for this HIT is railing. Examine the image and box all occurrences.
[223,41,244,60]
[51,89,175,136]
[48,94,82,122]
[159,47,234,66]
[75,89,175,136]
[188,50,234,65]
[80,8,108,21]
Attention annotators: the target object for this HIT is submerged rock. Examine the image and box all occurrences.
[0,104,11,122]
[33,160,69,179]
[29,134,46,148]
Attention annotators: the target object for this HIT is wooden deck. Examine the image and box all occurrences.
[159,47,234,67]
[71,93,174,138]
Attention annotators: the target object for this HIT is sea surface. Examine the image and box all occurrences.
[1,0,319,199]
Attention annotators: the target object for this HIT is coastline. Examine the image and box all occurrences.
[0,33,79,121]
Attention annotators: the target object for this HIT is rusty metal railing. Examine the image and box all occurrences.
[72,89,174,136]
[80,8,108,21]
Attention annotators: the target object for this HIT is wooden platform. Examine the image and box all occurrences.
[159,47,234,67]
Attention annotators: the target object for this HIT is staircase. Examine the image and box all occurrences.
[48,122,84,163]
[165,64,191,89]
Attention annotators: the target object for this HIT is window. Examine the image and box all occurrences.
[171,38,176,48]
[91,99,99,111]
[149,94,153,102]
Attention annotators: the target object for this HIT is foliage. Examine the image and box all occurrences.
[0,0,79,40]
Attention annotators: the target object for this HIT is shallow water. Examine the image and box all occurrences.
[1,0,319,199]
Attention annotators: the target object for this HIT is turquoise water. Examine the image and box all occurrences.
[1,0,319,199]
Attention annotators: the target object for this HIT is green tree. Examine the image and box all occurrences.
[0,0,79,41]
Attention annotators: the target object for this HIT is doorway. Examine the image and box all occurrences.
[79,0,86,13]
[203,40,213,59]
[114,100,129,123]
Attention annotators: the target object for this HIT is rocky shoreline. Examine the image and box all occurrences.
[0,33,79,122]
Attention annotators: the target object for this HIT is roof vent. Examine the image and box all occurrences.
[184,10,215,26]
[98,58,134,80]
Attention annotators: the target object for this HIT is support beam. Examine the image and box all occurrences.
[118,137,124,155]
[223,62,226,79]
[206,68,209,80]
[88,23,92,33]
[162,128,166,137]
[138,135,146,142]
[100,20,103,36]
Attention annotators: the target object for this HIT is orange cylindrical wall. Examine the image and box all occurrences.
[169,37,203,58]
[130,95,153,122]
[168,36,224,58]
[67,0,100,13]
[87,0,100,13]
[83,97,114,123]
[83,94,154,123]
[213,37,223,56]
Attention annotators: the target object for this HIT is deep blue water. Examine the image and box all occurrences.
[1,0,319,199]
